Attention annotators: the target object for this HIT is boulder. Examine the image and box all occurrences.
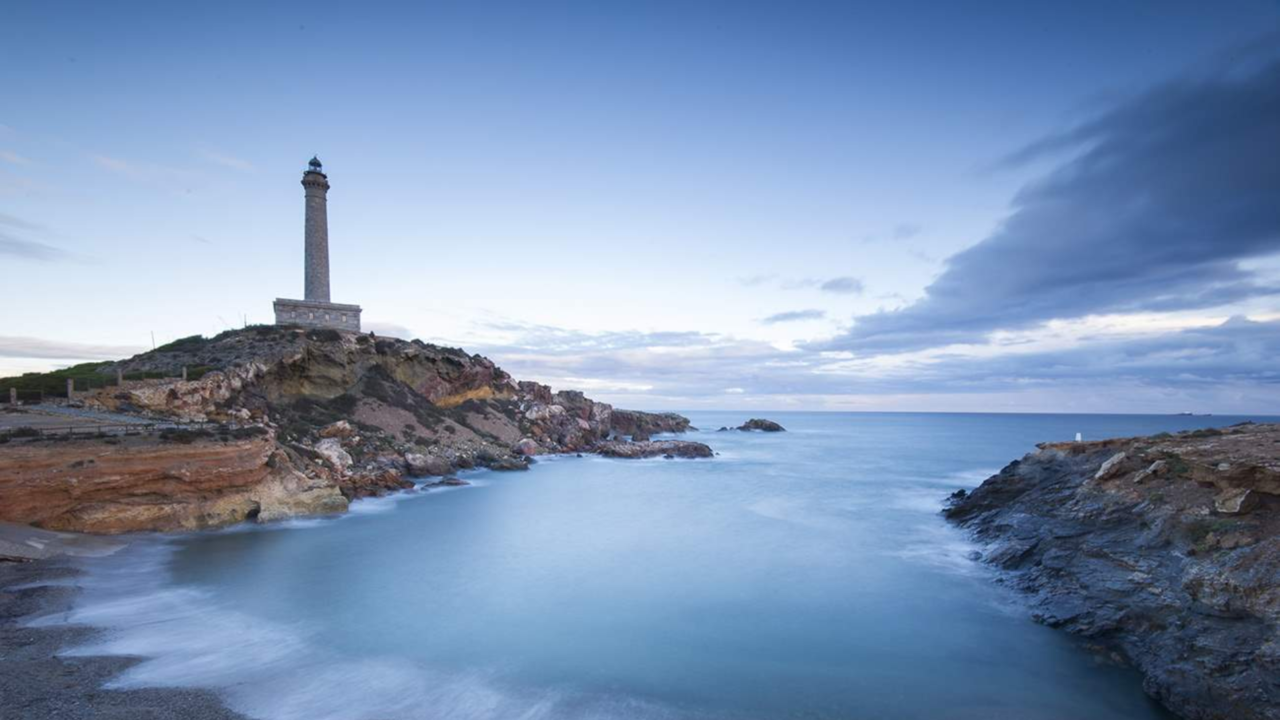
[514,438,541,456]
[1215,487,1259,515]
[314,438,353,473]
[404,452,451,477]
[1093,452,1127,481]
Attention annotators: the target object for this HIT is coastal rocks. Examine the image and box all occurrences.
[403,452,451,477]
[595,439,713,459]
[513,438,541,456]
[0,432,347,533]
[423,477,469,488]
[737,418,786,432]
[946,423,1280,720]
[1093,451,1128,481]
[1,326,700,532]
[318,420,354,438]
[339,467,414,500]
[314,438,353,473]
[609,410,692,437]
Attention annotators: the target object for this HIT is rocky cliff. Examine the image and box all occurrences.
[0,326,703,533]
[0,428,346,534]
[945,422,1280,720]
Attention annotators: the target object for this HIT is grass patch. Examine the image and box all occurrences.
[153,334,208,353]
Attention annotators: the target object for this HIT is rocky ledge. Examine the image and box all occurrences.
[0,326,698,533]
[594,439,714,459]
[945,422,1280,720]
[717,418,786,432]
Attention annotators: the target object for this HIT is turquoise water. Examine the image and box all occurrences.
[59,413,1272,720]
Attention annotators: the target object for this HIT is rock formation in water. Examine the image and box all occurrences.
[0,326,693,533]
[738,418,785,432]
[717,418,786,432]
[945,423,1280,720]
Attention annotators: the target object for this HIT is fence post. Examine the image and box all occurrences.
[117,368,124,386]
[8,388,15,405]
[66,378,75,399]
[182,366,188,382]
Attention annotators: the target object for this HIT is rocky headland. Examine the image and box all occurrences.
[946,422,1280,720]
[0,326,706,533]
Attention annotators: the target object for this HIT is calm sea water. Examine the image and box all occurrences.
[48,413,1274,720]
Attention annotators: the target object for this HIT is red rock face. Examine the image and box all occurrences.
[0,433,347,534]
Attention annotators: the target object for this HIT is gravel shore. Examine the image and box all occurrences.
[0,559,248,720]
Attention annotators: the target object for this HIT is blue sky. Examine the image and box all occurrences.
[2,1,1279,412]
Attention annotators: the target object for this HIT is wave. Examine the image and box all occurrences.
[26,539,719,720]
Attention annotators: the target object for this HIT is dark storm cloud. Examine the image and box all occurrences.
[761,309,826,324]
[821,57,1280,354]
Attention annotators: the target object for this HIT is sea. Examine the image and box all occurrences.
[32,412,1275,720]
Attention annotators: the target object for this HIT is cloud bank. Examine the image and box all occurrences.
[822,58,1280,354]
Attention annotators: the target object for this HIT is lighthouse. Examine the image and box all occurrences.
[273,157,362,331]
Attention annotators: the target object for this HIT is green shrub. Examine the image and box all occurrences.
[153,335,208,353]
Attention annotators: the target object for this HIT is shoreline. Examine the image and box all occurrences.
[0,557,248,720]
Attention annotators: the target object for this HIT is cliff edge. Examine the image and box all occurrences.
[946,422,1280,720]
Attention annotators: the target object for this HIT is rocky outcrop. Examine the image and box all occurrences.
[609,410,693,437]
[0,327,702,532]
[0,430,347,534]
[595,440,713,459]
[738,418,786,432]
[945,423,1280,720]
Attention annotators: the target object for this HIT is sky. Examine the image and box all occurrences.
[2,1,1279,413]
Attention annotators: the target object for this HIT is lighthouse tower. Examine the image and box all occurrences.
[273,157,362,331]
[302,156,331,302]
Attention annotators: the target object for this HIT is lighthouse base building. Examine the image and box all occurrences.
[274,157,362,332]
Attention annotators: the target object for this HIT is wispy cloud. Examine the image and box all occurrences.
[365,321,415,339]
[819,277,864,294]
[198,148,255,171]
[0,232,69,262]
[0,336,145,361]
[92,154,194,184]
[761,309,826,324]
[0,150,31,166]
[891,223,922,240]
[0,212,43,231]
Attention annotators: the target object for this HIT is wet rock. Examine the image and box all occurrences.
[486,455,530,471]
[403,452,451,477]
[513,438,541,456]
[738,418,785,432]
[424,477,469,488]
[595,440,713,459]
